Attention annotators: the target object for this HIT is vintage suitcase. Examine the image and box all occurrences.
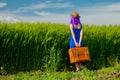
[68,47,90,64]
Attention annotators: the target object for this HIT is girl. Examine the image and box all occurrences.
[69,11,83,72]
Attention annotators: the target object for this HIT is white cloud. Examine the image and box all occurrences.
[32,11,70,23]
[0,11,69,24]
[32,11,70,24]
[32,3,120,25]
[0,2,120,25]
[80,3,120,14]
[103,3,120,12]
[0,2,7,8]
[0,16,19,23]
[81,14,120,25]
[16,2,72,13]
[0,12,20,22]
[79,3,120,25]
[17,15,69,24]
[57,0,64,2]
[34,11,51,16]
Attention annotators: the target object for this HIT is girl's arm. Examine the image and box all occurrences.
[79,28,83,46]
[70,24,77,45]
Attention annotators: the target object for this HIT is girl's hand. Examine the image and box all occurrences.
[76,43,80,47]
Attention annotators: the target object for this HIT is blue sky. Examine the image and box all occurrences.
[0,0,120,25]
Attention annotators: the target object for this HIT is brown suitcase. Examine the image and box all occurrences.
[68,47,90,64]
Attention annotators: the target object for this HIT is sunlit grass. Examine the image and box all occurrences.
[0,22,120,75]
[0,64,120,80]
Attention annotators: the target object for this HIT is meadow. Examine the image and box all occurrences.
[0,65,120,80]
[0,22,120,79]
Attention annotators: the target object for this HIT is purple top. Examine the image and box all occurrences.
[70,17,81,25]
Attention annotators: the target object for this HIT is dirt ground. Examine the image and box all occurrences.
[96,71,120,79]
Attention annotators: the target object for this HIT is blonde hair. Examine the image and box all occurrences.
[70,11,80,18]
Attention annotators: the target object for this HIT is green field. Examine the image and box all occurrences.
[0,22,120,79]
[0,64,120,80]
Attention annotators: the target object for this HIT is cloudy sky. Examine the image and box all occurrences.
[0,0,120,25]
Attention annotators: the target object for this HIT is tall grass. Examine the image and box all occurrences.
[83,25,120,69]
[0,22,120,73]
